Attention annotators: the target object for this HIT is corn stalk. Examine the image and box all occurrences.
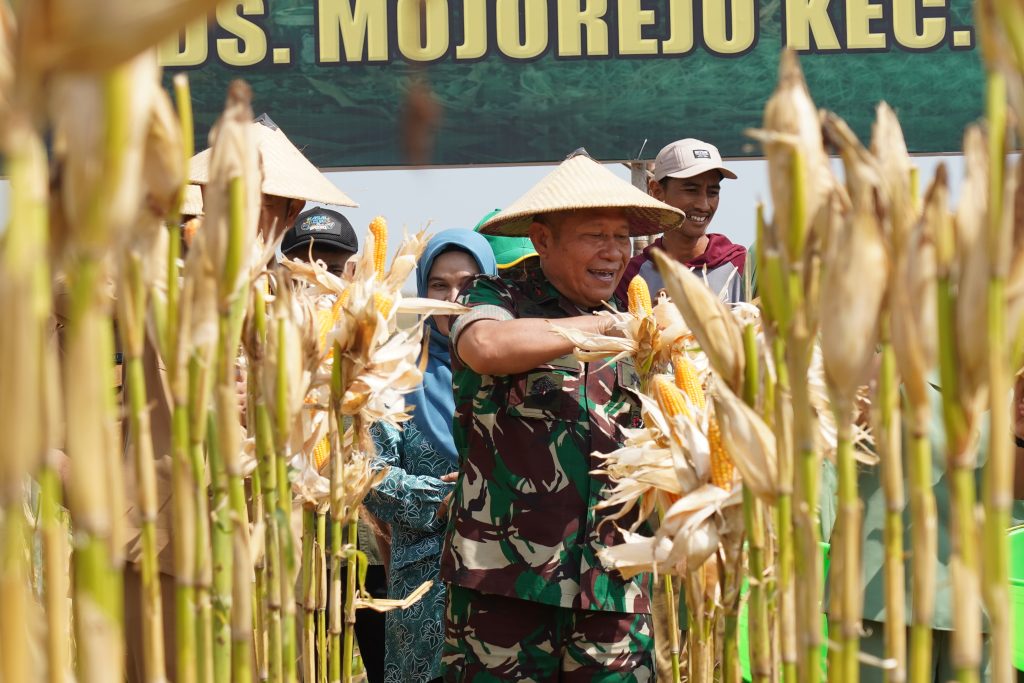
[742,320,772,683]
[876,330,906,683]
[64,67,134,683]
[0,115,49,683]
[329,345,345,683]
[118,251,168,682]
[981,66,1015,683]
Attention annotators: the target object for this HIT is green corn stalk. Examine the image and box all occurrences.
[64,66,137,683]
[301,507,317,683]
[341,416,367,683]
[274,316,299,683]
[214,176,254,683]
[759,185,798,683]
[981,67,1014,683]
[876,330,906,683]
[317,510,328,683]
[329,345,345,683]
[742,320,772,683]
[0,115,48,683]
[167,74,199,683]
[186,354,215,683]
[118,251,168,683]
[936,198,980,683]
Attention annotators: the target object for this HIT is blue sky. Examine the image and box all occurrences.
[0,154,966,261]
[318,155,965,263]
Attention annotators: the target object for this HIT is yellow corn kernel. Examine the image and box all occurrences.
[673,354,706,410]
[708,416,733,490]
[627,276,652,318]
[313,436,330,471]
[374,292,393,318]
[336,287,350,309]
[653,375,690,418]
[369,216,388,280]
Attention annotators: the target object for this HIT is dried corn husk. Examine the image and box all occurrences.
[264,282,319,436]
[196,80,261,305]
[819,113,889,408]
[15,0,222,76]
[871,103,916,249]
[652,250,744,392]
[954,126,993,413]
[746,50,834,260]
[51,52,160,259]
[711,380,779,503]
[892,167,943,417]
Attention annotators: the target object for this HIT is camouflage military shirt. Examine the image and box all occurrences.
[439,259,650,614]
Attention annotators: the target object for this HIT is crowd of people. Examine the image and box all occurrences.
[110,114,1024,683]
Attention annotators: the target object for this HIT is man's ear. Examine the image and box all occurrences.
[648,177,665,200]
[527,221,552,257]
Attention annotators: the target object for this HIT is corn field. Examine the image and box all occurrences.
[0,1,1023,683]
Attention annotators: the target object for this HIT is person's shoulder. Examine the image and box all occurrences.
[458,272,513,304]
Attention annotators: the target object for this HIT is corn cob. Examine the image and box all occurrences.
[654,375,690,418]
[374,293,393,318]
[627,275,652,318]
[673,354,706,410]
[313,435,330,472]
[708,413,734,490]
[335,288,350,311]
[369,216,388,281]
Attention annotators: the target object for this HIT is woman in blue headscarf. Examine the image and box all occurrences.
[366,229,496,683]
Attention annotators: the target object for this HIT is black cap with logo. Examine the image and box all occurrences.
[282,207,359,256]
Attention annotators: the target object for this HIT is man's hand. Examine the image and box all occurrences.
[436,471,459,521]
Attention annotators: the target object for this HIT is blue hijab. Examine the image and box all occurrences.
[410,229,497,466]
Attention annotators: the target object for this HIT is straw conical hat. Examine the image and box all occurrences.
[477,155,684,237]
[182,184,204,216]
[189,114,357,208]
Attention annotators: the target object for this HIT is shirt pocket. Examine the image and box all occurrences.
[614,359,644,429]
[506,354,583,422]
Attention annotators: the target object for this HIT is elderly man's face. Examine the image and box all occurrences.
[529,208,632,309]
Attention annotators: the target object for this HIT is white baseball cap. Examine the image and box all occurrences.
[653,138,738,181]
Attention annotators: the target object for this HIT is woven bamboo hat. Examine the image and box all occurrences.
[477,154,684,237]
[189,114,357,208]
[182,184,204,217]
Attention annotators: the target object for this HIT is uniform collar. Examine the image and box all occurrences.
[511,258,619,316]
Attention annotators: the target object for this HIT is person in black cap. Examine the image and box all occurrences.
[281,207,359,276]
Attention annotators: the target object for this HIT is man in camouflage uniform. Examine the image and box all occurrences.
[438,154,685,681]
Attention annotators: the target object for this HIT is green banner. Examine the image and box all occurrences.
[161,0,981,168]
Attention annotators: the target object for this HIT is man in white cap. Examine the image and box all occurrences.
[189,113,357,239]
[439,154,684,680]
[615,138,747,305]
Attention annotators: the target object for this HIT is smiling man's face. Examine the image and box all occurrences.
[529,208,632,309]
[651,169,721,240]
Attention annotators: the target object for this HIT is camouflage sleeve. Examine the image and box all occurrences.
[449,275,516,360]
[365,422,453,532]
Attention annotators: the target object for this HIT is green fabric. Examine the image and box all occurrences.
[473,208,537,269]
[821,384,1024,631]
